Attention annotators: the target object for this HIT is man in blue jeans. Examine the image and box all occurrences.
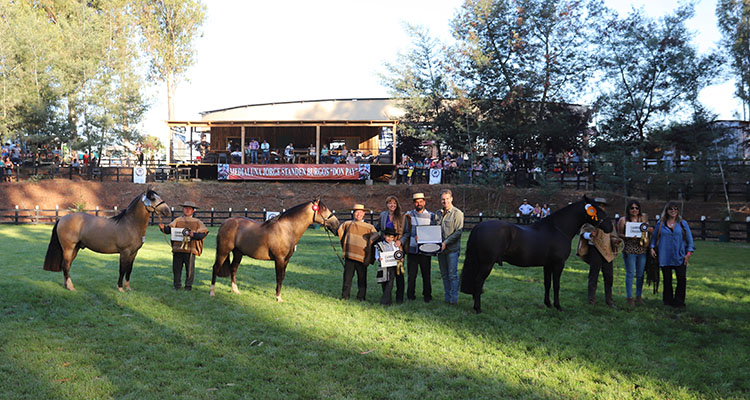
[436,189,464,305]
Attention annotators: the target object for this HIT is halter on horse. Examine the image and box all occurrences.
[43,189,171,291]
[459,195,612,313]
[209,198,340,301]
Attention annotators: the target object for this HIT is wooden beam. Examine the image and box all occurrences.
[392,124,397,164]
[241,126,246,164]
[315,125,320,164]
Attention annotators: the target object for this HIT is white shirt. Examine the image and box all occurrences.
[519,203,534,215]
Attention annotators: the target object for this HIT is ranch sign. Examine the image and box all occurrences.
[218,163,370,181]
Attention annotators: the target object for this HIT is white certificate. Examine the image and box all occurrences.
[625,222,645,238]
[416,225,442,244]
[170,228,185,241]
[380,250,398,268]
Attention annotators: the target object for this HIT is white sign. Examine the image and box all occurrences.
[429,168,442,184]
[625,222,646,238]
[380,250,398,268]
[416,225,442,244]
[265,211,280,221]
[133,166,147,184]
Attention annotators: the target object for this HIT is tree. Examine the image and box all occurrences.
[450,0,599,152]
[134,0,206,162]
[381,24,462,157]
[593,4,721,146]
[716,0,750,119]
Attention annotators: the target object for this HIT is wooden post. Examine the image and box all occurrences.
[241,126,246,164]
[210,207,215,227]
[701,216,706,241]
[55,205,59,222]
[316,125,321,164]
[15,205,19,224]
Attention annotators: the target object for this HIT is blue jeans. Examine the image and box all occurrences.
[250,150,258,163]
[262,151,269,164]
[623,252,646,298]
[438,250,459,303]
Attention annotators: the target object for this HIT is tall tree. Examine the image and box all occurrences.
[593,4,720,145]
[450,0,598,152]
[716,0,750,119]
[134,0,205,162]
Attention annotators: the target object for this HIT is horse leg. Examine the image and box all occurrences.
[62,247,79,291]
[123,254,137,291]
[543,266,553,308]
[230,249,243,295]
[117,252,132,292]
[552,263,564,311]
[274,259,288,302]
[210,251,228,297]
[472,262,494,314]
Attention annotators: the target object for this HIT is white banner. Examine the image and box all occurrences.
[133,166,147,184]
[429,168,442,184]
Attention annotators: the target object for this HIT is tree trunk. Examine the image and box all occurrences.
[167,72,175,163]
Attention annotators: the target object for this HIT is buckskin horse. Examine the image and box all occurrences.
[209,198,340,301]
[460,196,611,313]
[43,189,171,291]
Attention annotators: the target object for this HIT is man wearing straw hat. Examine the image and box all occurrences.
[159,201,209,291]
[337,204,378,301]
[401,193,437,302]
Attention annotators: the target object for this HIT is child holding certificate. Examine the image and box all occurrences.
[375,227,402,305]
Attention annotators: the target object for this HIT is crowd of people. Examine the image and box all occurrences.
[394,148,591,185]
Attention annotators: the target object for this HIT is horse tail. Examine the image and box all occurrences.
[43,221,63,272]
[460,227,481,295]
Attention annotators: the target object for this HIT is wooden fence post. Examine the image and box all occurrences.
[746,216,750,243]
[228,207,232,219]
[14,205,19,224]
[34,205,39,224]
[210,208,215,227]
[55,205,59,222]
[700,216,706,241]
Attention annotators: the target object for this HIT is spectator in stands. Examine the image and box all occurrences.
[308,144,316,163]
[3,156,13,181]
[321,145,330,163]
[284,143,294,163]
[518,199,533,224]
[261,139,270,164]
[346,151,356,164]
[248,138,259,164]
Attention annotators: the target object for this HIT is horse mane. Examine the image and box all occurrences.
[111,190,155,223]
[261,201,311,226]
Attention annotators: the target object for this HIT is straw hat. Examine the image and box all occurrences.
[180,200,199,209]
[411,193,429,200]
[350,204,371,212]
[593,197,609,205]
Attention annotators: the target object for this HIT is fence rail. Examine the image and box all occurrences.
[3,207,749,242]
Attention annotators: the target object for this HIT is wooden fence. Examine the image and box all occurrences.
[3,206,749,243]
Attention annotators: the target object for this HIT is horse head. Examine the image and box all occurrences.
[312,198,340,233]
[143,189,171,217]
[583,195,612,233]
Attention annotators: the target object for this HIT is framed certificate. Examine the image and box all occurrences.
[625,222,648,238]
[416,225,442,255]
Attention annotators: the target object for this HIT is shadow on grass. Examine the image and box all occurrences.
[2,226,749,398]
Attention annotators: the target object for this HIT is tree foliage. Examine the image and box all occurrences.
[716,0,750,118]
[593,4,721,146]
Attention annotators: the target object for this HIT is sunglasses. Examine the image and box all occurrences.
[629,206,640,210]
[668,207,679,211]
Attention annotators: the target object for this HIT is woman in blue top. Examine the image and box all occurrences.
[649,201,695,308]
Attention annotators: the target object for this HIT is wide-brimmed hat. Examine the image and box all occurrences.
[382,227,398,237]
[180,201,199,209]
[411,193,429,201]
[350,204,371,212]
[593,197,609,205]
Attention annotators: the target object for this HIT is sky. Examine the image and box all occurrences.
[139,0,740,144]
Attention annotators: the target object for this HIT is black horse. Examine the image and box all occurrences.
[460,195,611,313]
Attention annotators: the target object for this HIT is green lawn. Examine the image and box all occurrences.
[1,224,748,399]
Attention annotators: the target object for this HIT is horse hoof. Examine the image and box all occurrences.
[123,282,131,291]
[117,287,125,293]
[209,291,215,297]
[276,296,284,303]
[555,304,563,311]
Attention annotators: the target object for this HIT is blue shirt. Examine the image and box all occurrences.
[650,220,695,267]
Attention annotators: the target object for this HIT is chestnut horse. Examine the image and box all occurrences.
[209,198,340,301]
[43,190,171,291]
[460,196,612,313]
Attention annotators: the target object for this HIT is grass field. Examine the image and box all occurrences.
[1,224,748,399]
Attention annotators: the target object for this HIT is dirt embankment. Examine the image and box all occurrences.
[0,180,746,220]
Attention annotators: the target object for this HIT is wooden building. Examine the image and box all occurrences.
[167,98,403,164]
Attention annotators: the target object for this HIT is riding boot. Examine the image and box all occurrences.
[627,297,635,307]
[605,292,615,308]
[635,296,644,305]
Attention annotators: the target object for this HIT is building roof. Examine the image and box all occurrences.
[199,98,404,122]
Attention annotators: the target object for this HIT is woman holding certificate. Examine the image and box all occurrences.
[617,200,651,307]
